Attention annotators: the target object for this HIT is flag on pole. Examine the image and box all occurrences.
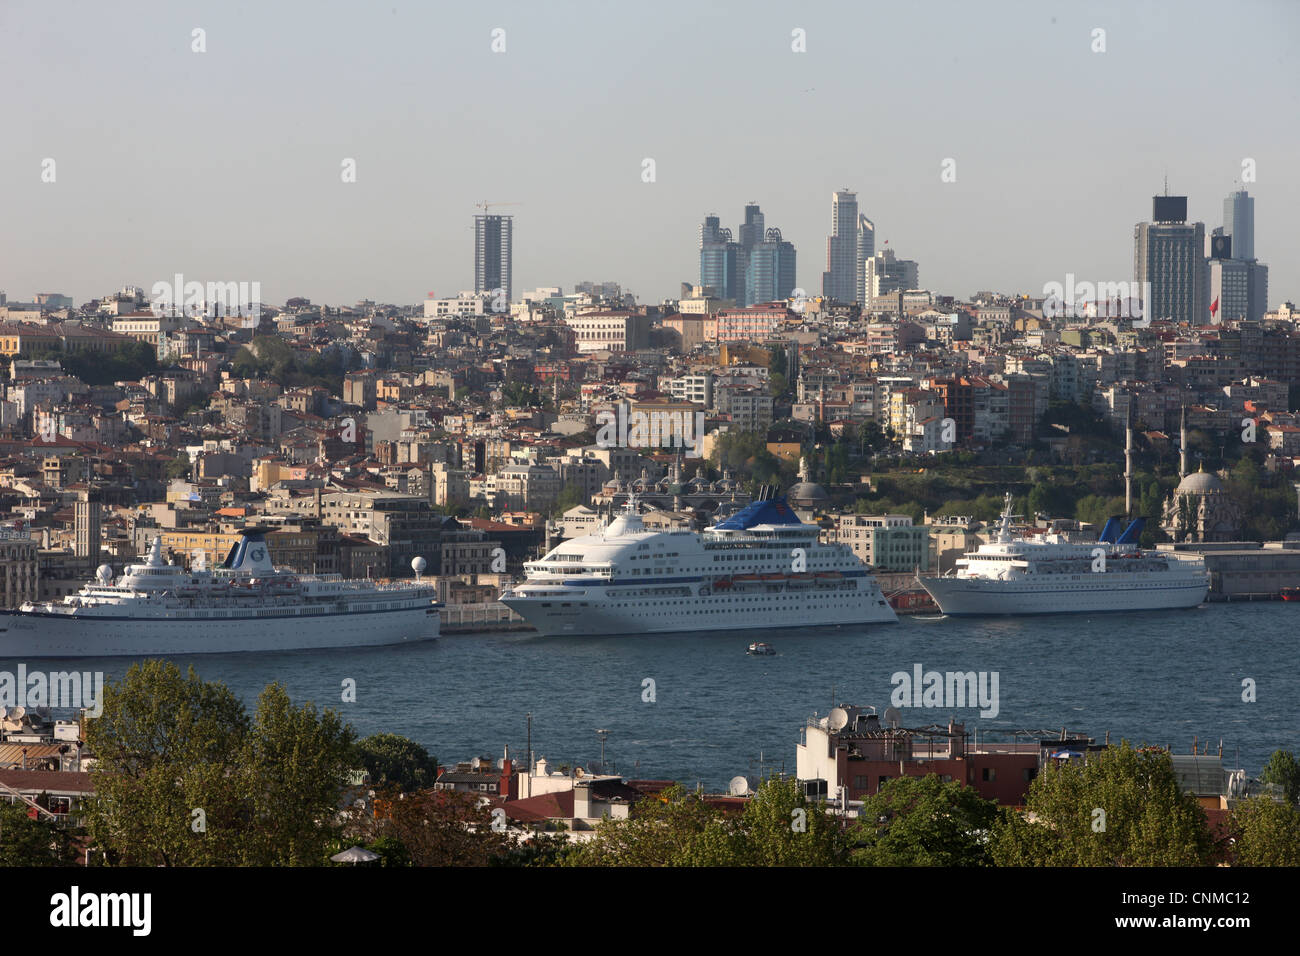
[1210,296,1219,318]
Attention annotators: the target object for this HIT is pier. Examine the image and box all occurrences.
[440,601,533,634]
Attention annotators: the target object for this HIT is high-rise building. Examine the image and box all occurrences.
[855,214,875,305]
[746,228,797,306]
[1208,234,1251,323]
[864,249,920,312]
[701,205,797,307]
[823,190,858,303]
[739,203,765,259]
[474,214,513,306]
[1223,189,1254,262]
[700,215,742,303]
[1211,188,1268,322]
[1134,194,1206,324]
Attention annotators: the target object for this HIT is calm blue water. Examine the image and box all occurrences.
[15,603,1297,789]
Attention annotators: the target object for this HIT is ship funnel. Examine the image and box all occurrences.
[1097,517,1121,544]
[1114,517,1146,546]
[221,529,276,573]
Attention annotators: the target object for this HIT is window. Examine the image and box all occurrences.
[982,767,996,782]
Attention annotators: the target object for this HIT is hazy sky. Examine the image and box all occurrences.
[3,0,1297,309]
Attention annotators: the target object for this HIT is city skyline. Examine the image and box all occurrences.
[3,1,1297,308]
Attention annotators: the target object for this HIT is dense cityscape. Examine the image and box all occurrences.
[2,179,1298,872]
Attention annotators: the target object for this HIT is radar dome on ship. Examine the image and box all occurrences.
[411,556,427,572]
[96,564,114,584]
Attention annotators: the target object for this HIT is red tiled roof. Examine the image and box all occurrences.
[501,790,574,822]
[0,770,94,794]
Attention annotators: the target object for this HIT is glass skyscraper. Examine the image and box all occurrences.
[474,214,513,305]
[700,206,797,306]
[745,229,797,307]
[823,190,858,303]
[700,215,743,302]
[1223,189,1254,262]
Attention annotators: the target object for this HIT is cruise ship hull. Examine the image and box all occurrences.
[502,582,898,637]
[918,574,1208,616]
[0,605,440,658]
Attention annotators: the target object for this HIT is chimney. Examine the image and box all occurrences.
[501,758,514,800]
[573,779,591,820]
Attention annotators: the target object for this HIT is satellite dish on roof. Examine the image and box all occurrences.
[10,706,25,720]
[884,707,902,729]
[828,707,850,732]
[728,775,751,796]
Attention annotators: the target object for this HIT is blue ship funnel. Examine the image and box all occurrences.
[1115,517,1146,546]
[1097,517,1121,543]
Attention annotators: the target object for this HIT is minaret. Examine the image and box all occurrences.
[1179,405,1188,478]
[1125,408,1134,516]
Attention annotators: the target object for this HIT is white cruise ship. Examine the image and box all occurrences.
[500,498,898,636]
[0,530,440,658]
[918,494,1209,615]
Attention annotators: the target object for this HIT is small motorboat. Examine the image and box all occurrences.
[1281,587,1300,602]
[747,642,776,656]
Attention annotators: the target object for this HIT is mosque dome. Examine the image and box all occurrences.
[1174,469,1225,495]
[787,456,829,507]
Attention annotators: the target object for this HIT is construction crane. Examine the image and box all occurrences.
[475,200,523,215]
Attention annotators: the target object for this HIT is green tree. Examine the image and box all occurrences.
[563,784,725,867]
[356,733,438,793]
[1228,796,1300,866]
[551,482,588,516]
[850,775,998,866]
[372,788,511,867]
[85,660,356,866]
[726,776,848,867]
[164,454,190,479]
[501,381,540,407]
[1259,749,1300,805]
[989,743,1213,866]
[0,801,79,866]
[859,419,890,453]
[565,778,847,867]
[768,345,787,380]
[240,683,357,866]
